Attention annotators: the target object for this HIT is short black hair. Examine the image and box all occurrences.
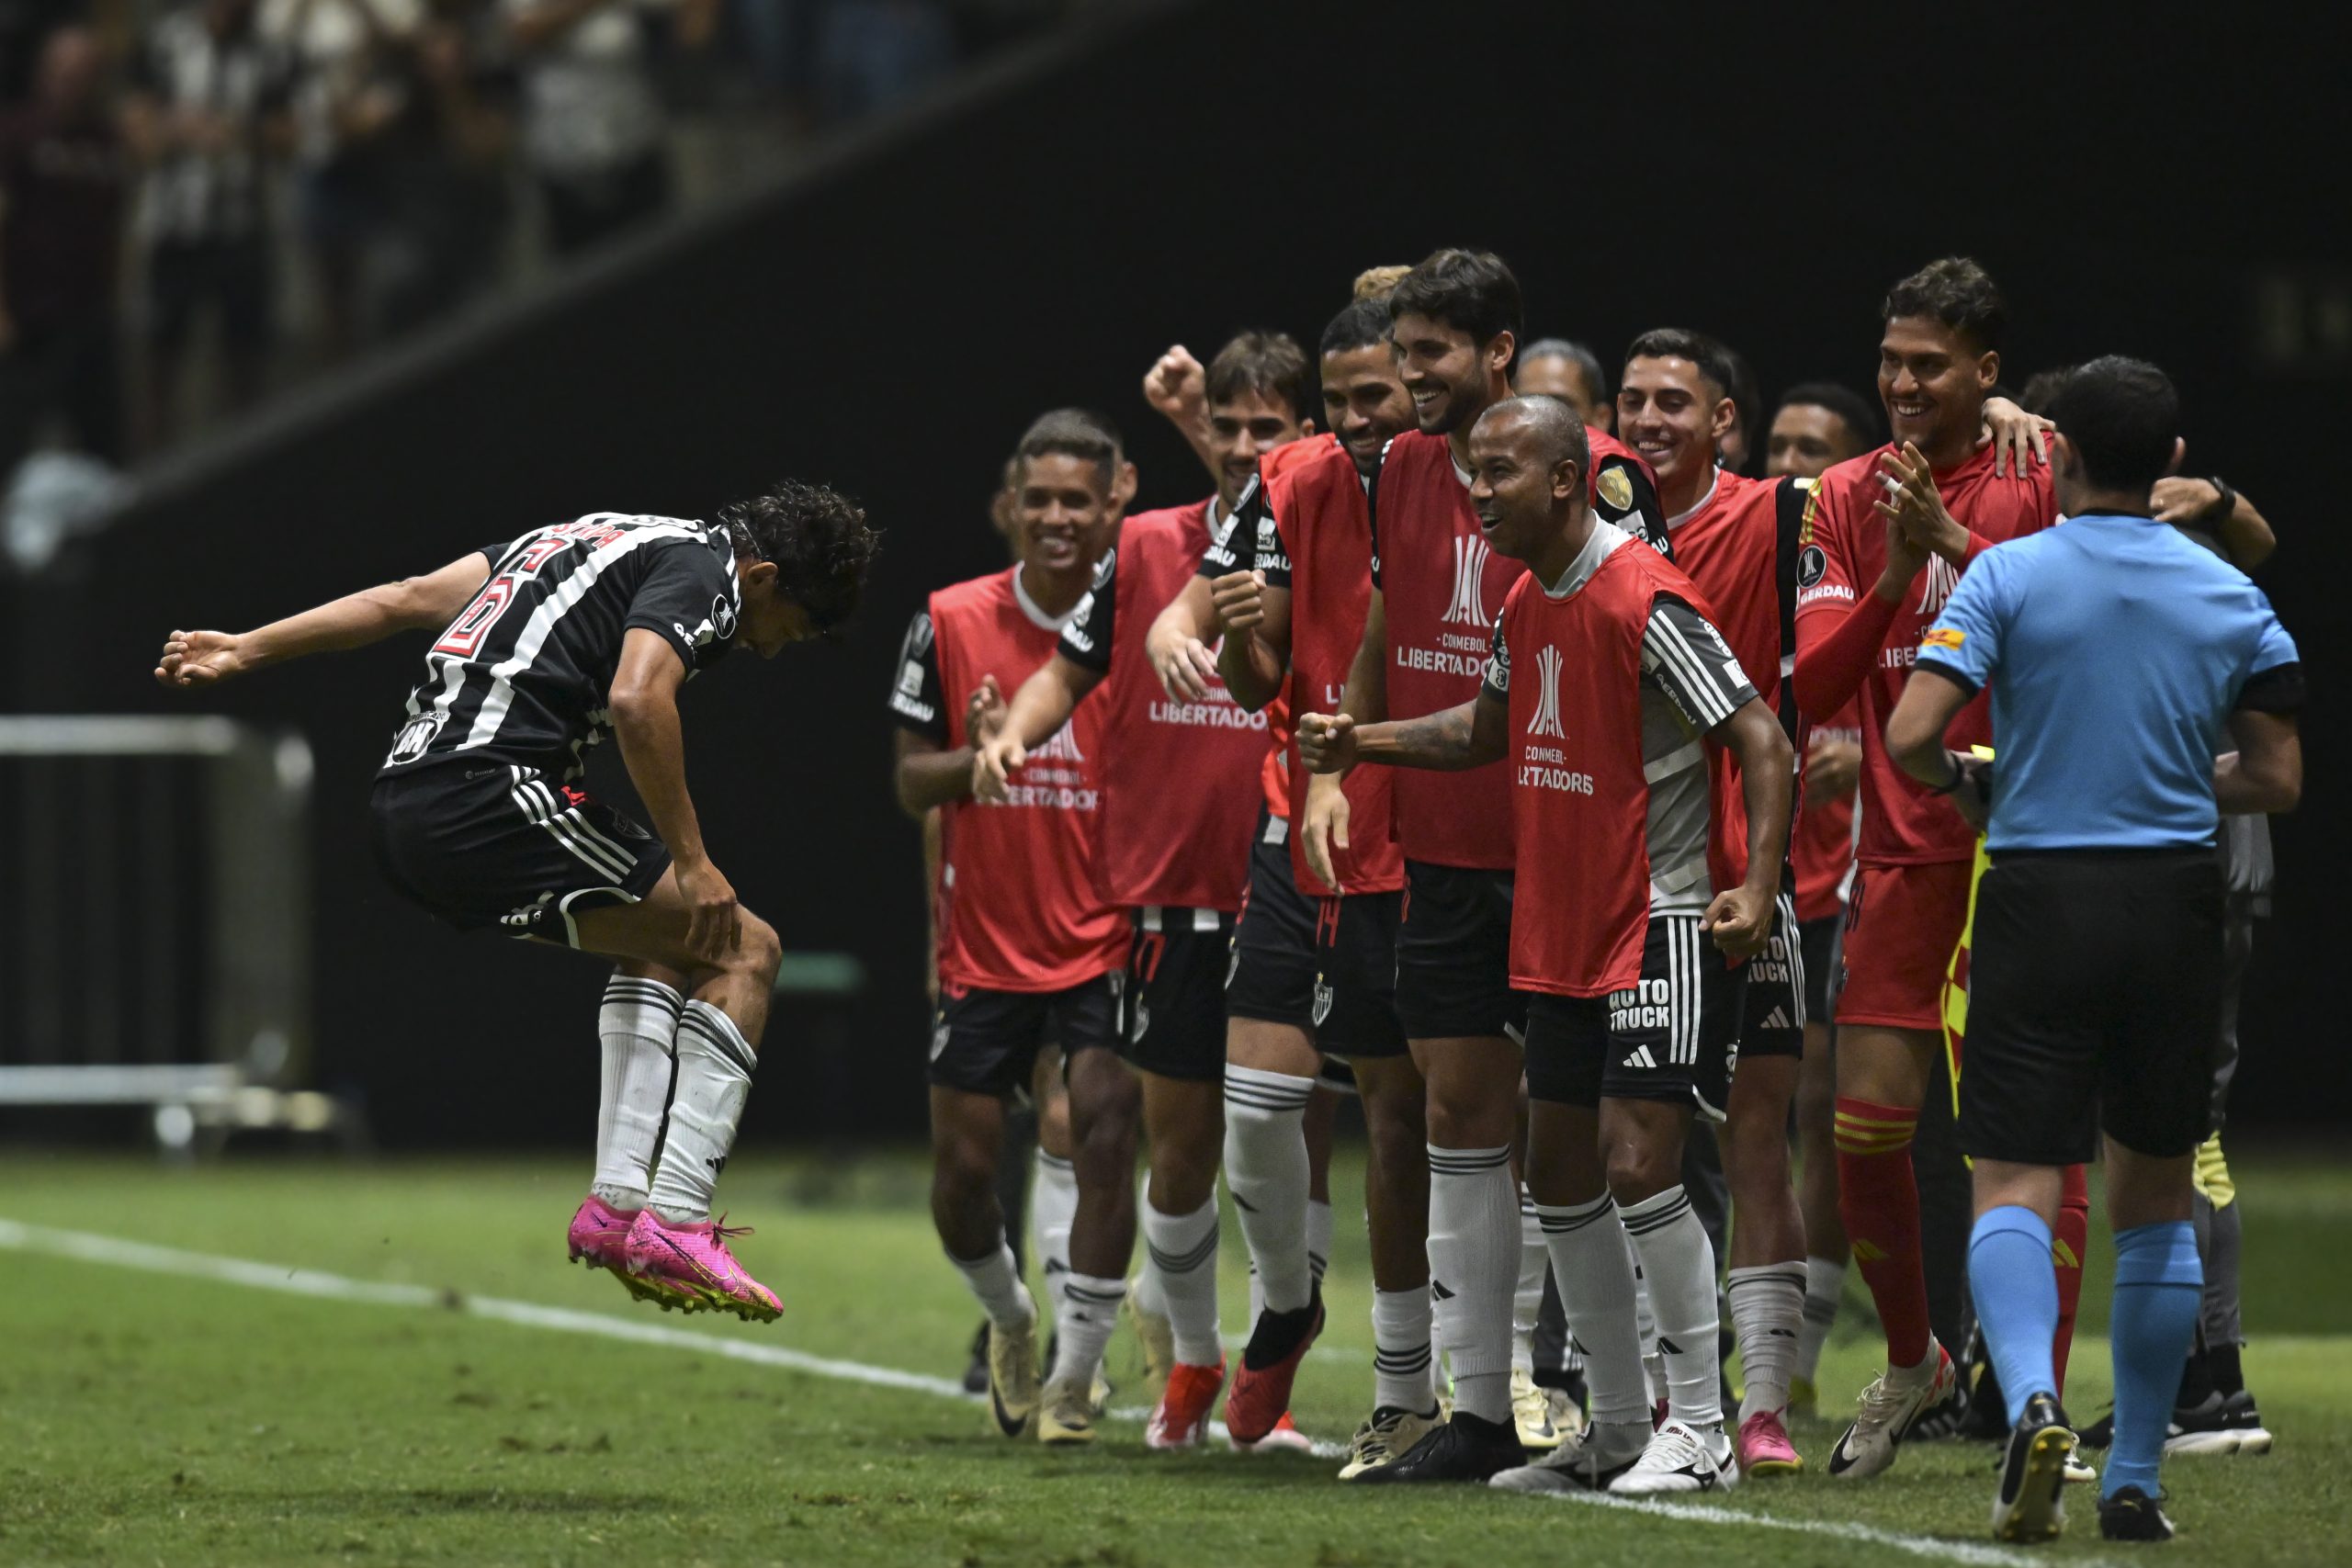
[1883,256,2007,354]
[2045,355,2179,491]
[1775,380,1883,447]
[1205,330,1314,424]
[1387,248,1523,357]
[718,479,879,634]
[1480,393,1589,479]
[1320,297,1392,357]
[1623,327,1738,402]
[2017,366,2075,418]
[1521,337,1607,402]
[1016,407,1123,491]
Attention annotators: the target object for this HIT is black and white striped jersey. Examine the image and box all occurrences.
[379,513,741,782]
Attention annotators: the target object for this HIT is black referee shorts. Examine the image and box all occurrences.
[371,761,670,947]
[1959,849,2225,1166]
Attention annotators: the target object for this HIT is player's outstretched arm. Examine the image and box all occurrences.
[1335,586,1390,727]
[1142,344,1220,488]
[974,655,1101,801]
[1702,697,1797,961]
[1212,570,1290,712]
[154,550,492,689]
[1301,693,1504,774]
[898,676,1002,816]
[1147,576,1222,702]
[608,626,738,964]
[2154,476,2277,571]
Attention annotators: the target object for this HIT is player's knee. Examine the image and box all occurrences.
[1604,1142,1679,1205]
[730,912,783,984]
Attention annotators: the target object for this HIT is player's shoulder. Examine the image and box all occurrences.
[1265,433,1363,509]
[1587,427,1657,483]
[930,565,1018,618]
[1813,446,1894,502]
[1382,427,1447,474]
[1261,432,1340,483]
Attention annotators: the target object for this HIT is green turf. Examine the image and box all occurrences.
[2,1146,2346,1566]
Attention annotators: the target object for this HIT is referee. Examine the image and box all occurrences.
[1882,356,2302,1545]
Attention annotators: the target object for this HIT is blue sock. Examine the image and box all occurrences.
[2107,1221,2203,1501]
[1968,1206,2059,1428]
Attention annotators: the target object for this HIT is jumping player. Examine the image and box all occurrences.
[155,486,880,1320]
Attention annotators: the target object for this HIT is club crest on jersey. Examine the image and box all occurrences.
[1443,536,1493,626]
[1091,548,1117,590]
[711,593,738,642]
[1527,644,1566,739]
[1797,544,1828,588]
[1596,463,1634,513]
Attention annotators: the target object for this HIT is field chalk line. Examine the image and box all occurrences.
[0,1214,2042,1566]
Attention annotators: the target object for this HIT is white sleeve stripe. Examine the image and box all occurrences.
[1644,615,1740,728]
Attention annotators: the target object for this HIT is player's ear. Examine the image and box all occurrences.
[1111,460,1138,513]
[1489,330,1516,378]
[2165,436,2187,477]
[1977,348,2000,391]
[741,558,780,592]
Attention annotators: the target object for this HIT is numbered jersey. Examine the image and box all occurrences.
[379,514,740,782]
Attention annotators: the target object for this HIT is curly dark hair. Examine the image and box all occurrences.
[1883,256,2007,354]
[716,479,880,634]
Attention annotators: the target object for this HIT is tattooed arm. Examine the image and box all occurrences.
[1296,691,1507,773]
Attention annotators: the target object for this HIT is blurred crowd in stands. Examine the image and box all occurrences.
[0,0,1075,564]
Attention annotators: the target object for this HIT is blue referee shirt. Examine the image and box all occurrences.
[1916,512,2298,852]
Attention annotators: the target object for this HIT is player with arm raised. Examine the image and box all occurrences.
[157,484,879,1320]
[1302,396,1792,1495]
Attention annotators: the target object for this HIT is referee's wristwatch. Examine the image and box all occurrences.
[2204,476,2236,523]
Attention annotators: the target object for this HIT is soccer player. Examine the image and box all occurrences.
[1516,338,1613,432]
[1789,257,2057,1479]
[890,410,1136,1445]
[1202,291,1437,1474]
[1884,355,2301,1542]
[1766,382,1880,485]
[1299,250,1665,1483]
[1301,394,1793,1495]
[155,486,880,1318]
[972,333,1316,1450]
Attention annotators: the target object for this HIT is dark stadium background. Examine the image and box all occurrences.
[8,0,2341,1145]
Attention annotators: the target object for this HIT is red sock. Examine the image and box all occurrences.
[2052,1161,2090,1393]
[1835,1096,1932,1370]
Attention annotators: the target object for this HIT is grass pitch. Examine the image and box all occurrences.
[2,1146,2347,1567]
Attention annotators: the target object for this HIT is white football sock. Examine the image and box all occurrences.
[1374,1287,1438,1415]
[1634,1241,1666,1404]
[1426,1144,1518,1424]
[1054,1271,1127,1390]
[1307,1197,1334,1288]
[592,976,680,1210]
[1797,1253,1846,1385]
[1514,1185,1545,1375]
[645,1000,754,1225]
[1224,1067,1315,1315]
[951,1235,1035,1330]
[1620,1185,1724,1431]
[1540,1196,1648,1427]
[1031,1149,1078,1288]
[1728,1263,1807,1422]
[1142,1190,1222,1367]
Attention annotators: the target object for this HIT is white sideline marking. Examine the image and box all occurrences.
[1,1215,2040,1564]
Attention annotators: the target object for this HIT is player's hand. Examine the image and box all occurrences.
[1148,622,1220,702]
[1977,396,2051,477]
[972,731,1027,802]
[1702,884,1772,962]
[1210,569,1266,633]
[675,856,741,965]
[1142,344,1207,429]
[1296,711,1357,774]
[1947,751,1994,830]
[967,675,1006,745]
[154,629,248,690]
[2152,475,2226,525]
[1874,442,1962,571]
[1300,771,1352,889]
[1804,734,1861,804]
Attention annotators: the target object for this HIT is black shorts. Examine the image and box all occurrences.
[1227,812,1318,1032]
[1523,914,1737,1122]
[931,973,1122,1099]
[1396,860,1527,1041]
[370,761,670,947]
[1315,888,1409,1060]
[1799,914,1842,1026]
[1959,850,2224,1165]
[1736,888,1805,1059]
[1121,908,1235,1083]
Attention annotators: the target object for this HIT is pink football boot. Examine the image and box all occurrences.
[622,1209,782,1323]
[567,1194,685,1309]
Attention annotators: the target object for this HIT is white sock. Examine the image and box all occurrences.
[592,976,680,1209]
[1142,1191,1222,1367]
[1031,1149,1078,1288]
[1374,1287,1437,1415]
[1224,1067,1315,1315]
[1620,1185,1723,1431]
[1307,1198,1334,1288]
[1426,1144,1518,1424]
[1728,1263,1807,1422]
[1513,1186,1545,1376]
[1633,1242,1666,1404]
[1054,1271,1126,1390]
[1540,1196,1647,1426]
[952,1235,1035,1330]
[645,1001,754,1225]
[1797,1254,1846,1384]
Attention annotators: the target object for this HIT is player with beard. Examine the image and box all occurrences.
[1298,250,1665,1483]
[1790,258,2061,1480]
[971,333,1316,1450]
[1302,395,1793,1495]
[892,411,1135,1446]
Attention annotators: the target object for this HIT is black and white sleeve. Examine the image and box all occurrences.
[1057,549,1116,673]
[887,609,949,742]
[1641,596,1758,732]
[1482,617,1510,704]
